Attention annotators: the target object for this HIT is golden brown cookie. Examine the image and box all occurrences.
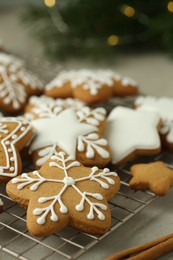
[113,76,139,97]
[129,161,173,196]
[0,117,33,182]
[0,53,43,114]
[26,105,111,168]
[7,151,120,236]
[104,106,161,166]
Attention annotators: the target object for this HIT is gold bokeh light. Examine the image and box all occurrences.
[107,35,120,46]
[167,1,173,12]
[121,5,135,17]
[44,0,56,8]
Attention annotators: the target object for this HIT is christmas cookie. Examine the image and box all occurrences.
[104,106,161,165]
[28,107,111,168]
[0,117,33,182]
[135,96,173,151]
[24,95,85,120]
[129,161,173,196]
[7,151,120,236]
[45,69,114,104]
[44,69,139,104]
[113,76,139,97]
[0,53,43,114]
[0,198,3,212]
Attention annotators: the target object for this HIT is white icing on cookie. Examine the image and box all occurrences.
[12,151,117,223]
[30,108,97,159]
[0,118,32,177]
[121,77,137,86]
[0,53,43,110]
[135,96,173,143]
[104,106,161,164]
[27,95,85,119]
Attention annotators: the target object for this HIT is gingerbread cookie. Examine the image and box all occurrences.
[27,107,110,168]
[104,106,161,165]
[0,117,33,182]
[7,151,120,236]
[0,198,3,213]
[45,69,114,104]
[0,53,43,114]
[135,96,173,151]
[44,69,139,104]
[129,161,173,196]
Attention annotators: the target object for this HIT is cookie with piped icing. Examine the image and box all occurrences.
[44,69,114,104]
[24,95,85,120]
[104,106,161,165]
[135,96,173,151]
[0,53,43,114]
[26,105,111,168]
[0,117,33,182]
[7,150,120,236]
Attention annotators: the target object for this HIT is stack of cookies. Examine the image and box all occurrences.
[0,51,172,238]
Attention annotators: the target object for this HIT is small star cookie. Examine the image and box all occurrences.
[0,53,43,114]
[104,106,161,165]
[129,161,173,196]
[27,106,111,168]
[0,117,33,182]
[7,151,120,236]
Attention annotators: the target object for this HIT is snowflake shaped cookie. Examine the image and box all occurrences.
[0,117,33,181]
[27,106,110,168]
[104,106,161,165]
[7,151,120,236]
[44,69,139,104]
[0,53,43,113]
[135,96,173,150]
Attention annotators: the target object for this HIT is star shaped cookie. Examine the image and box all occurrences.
[28,107,111,168]
[129,161,173,196]
[135,96,173,151]
[0,117,33,182]
[104,106,161,165]
[7,151,120,236]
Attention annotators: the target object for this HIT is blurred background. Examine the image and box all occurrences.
[0,0,173,96]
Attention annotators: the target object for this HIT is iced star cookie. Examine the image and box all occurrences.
[0,53,43,114]
[24,95,85,120]
[28,107,111,168]
[104,106,161,165]
[135,96,173,151]
[7,151,120,236]
[129,161,173,196]
[0,117,33,182]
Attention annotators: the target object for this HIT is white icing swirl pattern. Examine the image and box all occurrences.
[0,118,32,177]
[12,151,117,224]
[0,53,43,109]
[45,69,138,96]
